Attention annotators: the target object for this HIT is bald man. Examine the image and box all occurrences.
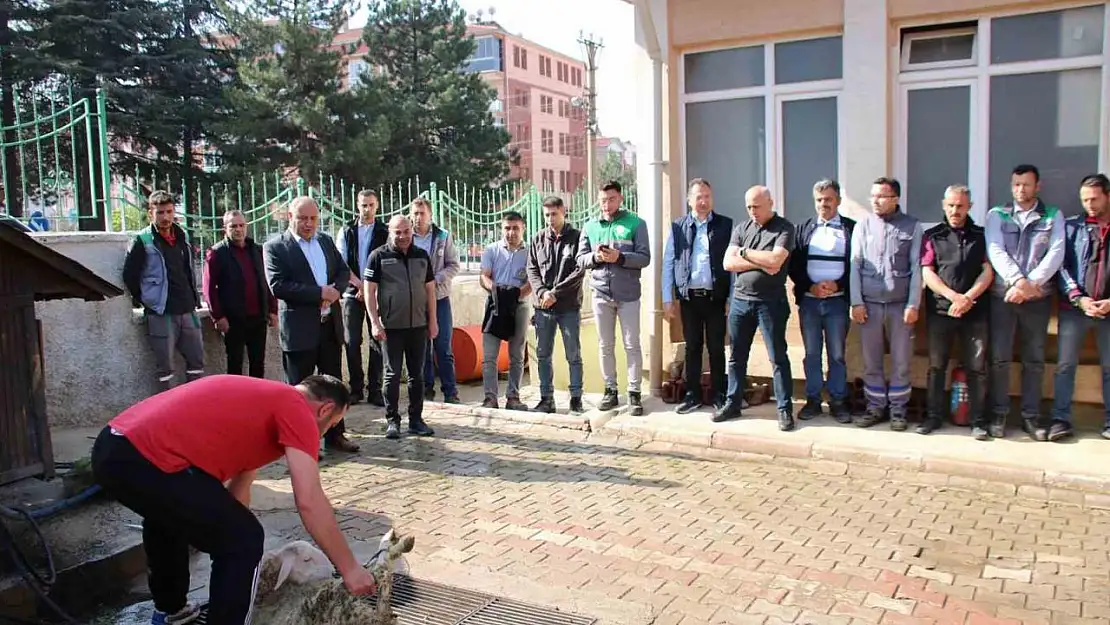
[264,196,359,453]
[363,215,438,440]
[719,186,797,431]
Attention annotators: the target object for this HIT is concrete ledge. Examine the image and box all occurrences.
[429,401,593,431]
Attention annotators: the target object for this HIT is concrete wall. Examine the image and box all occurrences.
[30,233,499,429]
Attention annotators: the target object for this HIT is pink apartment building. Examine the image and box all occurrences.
[335,21,589,191]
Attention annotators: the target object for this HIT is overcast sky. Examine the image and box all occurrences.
[352,0,639,143]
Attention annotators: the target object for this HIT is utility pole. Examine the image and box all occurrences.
[577,32,602,196]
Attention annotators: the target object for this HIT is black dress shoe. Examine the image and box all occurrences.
[797,398,822,420]
[915,417,941,435]
[408,418,435,437]
[777,409,795,432]
[713,400,741,422]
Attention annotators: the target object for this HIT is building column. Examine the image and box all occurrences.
[633,0,669,396]
[840,0,890,212]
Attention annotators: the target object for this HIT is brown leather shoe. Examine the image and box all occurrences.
[325,435,360,453]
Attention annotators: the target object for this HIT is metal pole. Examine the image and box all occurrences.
[578,32,603,196]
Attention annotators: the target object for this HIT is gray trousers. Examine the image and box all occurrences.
[592,297,642,393]
[989,296,1050,418]
[146,312,205,390]
[483,301,530,400]
[858,301,913,411]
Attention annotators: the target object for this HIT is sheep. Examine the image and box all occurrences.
[250,529,416,625]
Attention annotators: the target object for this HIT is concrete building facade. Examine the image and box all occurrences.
[622,0,1110,399]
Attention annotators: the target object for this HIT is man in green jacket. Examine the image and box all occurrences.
[576,181,652,415]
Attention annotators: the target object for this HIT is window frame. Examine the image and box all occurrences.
[894,4,1110,223]
[900,28,979,72]
[679,34,845,217]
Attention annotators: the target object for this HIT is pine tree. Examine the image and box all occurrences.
[359,0,511,188]
[216,0,389,184]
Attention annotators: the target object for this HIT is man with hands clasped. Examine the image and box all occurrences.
[919,185,993,438]
[363,215,438,440]
[1052,173,1110,442]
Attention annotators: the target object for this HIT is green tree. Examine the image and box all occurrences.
[359,0,511,188]
[216,0,390,185]
[597,151,636,202]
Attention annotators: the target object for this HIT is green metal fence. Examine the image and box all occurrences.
[0,88,636,268]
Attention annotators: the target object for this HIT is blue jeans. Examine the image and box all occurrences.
[727,296,793,411]
[423,296,458,399]
[533,309,583,398]
[1052,307,1110,427]
[798,296,849,402]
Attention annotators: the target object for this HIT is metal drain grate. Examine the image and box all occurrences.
[193,574,596,625]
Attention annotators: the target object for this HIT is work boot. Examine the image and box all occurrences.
[629,392,644,416]
[830,400,852,424]
[599,388,619,411]
[325,434,360,453]
[569,396,584,414]
[1023,415,1047,442]
[505,397,528,411]
[915,416,942,435]
[890,410,908,432]
[855,407,886,428]
[676,394,701,414]
[797,398,823,420]
[989,412,1007,439]
[532,397,556,414]
[713,399,742,422]
[481,397,499,409]
[384,417,401,440]
[408,416,435,437]
[777,408,795,432]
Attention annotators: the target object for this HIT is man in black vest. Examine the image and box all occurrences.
[203,210,277,378]
[662,178,733,414]
[336,189,389,405]
[920,184,994,438]
[787,179,855,423]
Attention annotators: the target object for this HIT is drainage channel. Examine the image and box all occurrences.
[193,574,597,625]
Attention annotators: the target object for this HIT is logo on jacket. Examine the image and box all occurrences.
[614,225,629,238]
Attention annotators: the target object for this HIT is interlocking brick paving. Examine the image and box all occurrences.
[254,409,1110,625]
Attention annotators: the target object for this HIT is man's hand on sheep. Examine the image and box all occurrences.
[342,565,377,596]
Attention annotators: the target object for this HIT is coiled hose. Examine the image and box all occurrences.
[0,489,97,625]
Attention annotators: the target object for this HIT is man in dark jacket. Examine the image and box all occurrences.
[203,210,278,378]
[364,215,438,440]
[122,190,205,392]
[336,189,388,406]
[263,196,358,453]
[787,179,855,423]
[919,185,993,438]
[526,196,585,414]
[662,178,732,415]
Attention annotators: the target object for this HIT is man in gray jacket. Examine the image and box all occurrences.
[410,198,461,403]
[849,177,923,431]
[364,215,438,440]
[576,181,652,415]
[985,164,1065,440]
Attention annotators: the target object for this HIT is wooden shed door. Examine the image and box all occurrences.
[0,292,50,485]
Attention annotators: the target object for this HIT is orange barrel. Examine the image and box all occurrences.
[451,325,512,382]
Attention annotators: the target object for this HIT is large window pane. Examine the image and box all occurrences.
[991,5,1104,63]
[781,97,838,222]
[775,37,843,83]
[988,69,1101,216]
[684,46,764,93]
[685,98,765,223]
[906,86,970,221]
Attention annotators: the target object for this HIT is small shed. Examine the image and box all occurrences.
[0,217,123,486]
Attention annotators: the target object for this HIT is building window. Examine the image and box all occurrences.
[559,170,567,191]
[347,59,369,88]
[541,129,553,153]
[897,4,1107,219]
[544,56,552,78]
[901,27,977,71]
[513,45,521,68]
[539,54,548,77]
[540,95,553,114]
[572,67,582,87]
[682,36,843,222]
[521,49,528,70]
[465,35,502,73]
[559,133,566,155]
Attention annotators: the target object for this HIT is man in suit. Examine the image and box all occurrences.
[263,196,359,453]
[203,210,278,378]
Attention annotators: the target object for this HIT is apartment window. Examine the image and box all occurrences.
[559,170,567,191]
[557,62,564,82]
[521,49,528,70]
[898,5,1107,219]
[540,95,553,114]
[559,133,567,155]
[539,54,548,77]
[572,67,582,87]
[465,36,502,73]
[347,59,369,88]
[683,36,843,222]
[513,45,521,68]
[541,129,553,153]
[544,56,552,77]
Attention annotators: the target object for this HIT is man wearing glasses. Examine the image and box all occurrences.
[203,210,278,378]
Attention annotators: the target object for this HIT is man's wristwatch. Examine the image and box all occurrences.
[740,248,748,260]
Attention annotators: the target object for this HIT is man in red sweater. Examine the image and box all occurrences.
[91,374,375,625]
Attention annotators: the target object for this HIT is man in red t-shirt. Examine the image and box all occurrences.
[91,374,375,625]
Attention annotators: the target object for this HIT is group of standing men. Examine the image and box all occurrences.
[662,166,1110,441]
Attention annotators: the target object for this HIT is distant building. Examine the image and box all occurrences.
[595,136,637,172]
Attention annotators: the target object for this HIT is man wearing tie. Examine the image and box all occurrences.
[263,196,359,453]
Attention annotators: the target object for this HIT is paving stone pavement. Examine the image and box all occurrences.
[252,406,1110,625]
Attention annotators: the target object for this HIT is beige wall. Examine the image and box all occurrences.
[890,0,1074,20]
[670,0,843,50]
